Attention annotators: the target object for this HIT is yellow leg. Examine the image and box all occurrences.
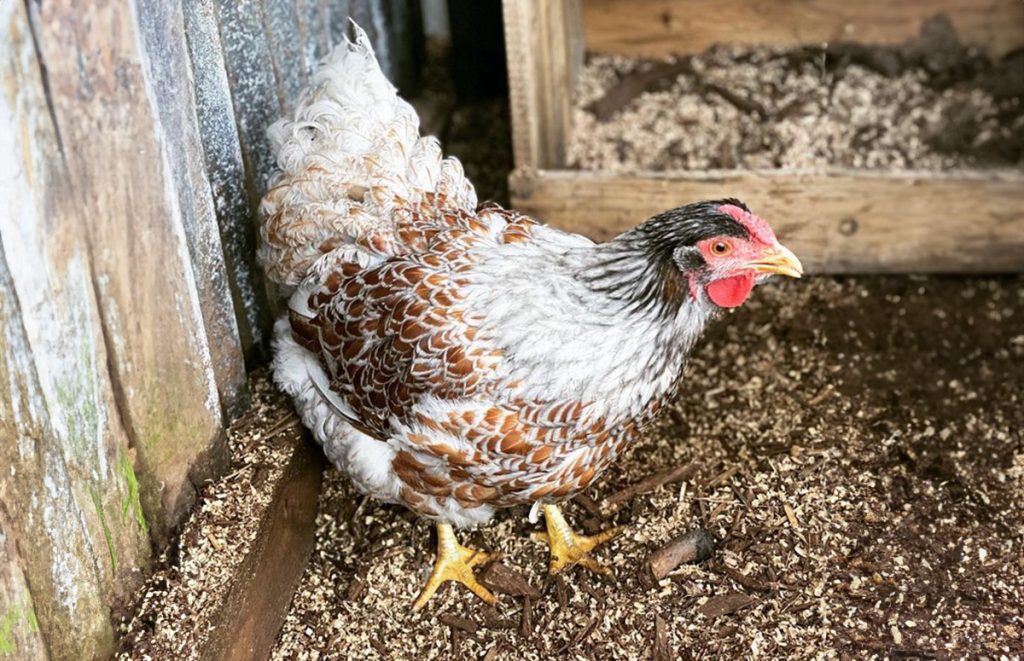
[412,522,498,611]
[531,504,623,575]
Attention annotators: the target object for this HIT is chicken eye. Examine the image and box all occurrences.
[710,241,731,256]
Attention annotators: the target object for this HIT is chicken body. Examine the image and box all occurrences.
[260,27,800,607]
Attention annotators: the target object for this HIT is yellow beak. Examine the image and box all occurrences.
[749,244,803,278]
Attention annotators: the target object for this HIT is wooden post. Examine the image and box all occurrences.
[503,0,584,170]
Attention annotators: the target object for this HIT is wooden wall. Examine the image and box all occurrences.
[0,1,419,658]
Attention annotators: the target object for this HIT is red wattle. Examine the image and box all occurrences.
[706,273,755,308]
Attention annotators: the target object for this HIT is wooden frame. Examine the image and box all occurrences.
[502,0,1024,273]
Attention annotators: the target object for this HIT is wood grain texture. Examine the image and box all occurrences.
[582,0,1024,57]
[184,0,275,363]
[295,0,333,78]
[0,508,48,660]
[200,433,324,661]
[137,0,250,420]
[263,0,308,111]
[31,0,230,544]
[503,0,584,169]
[1,3,150,657]
[510,169,1024,273]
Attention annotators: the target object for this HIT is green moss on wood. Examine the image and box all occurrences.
[89,487,118,573]
[0,608,15,654]
[119,454,148,537]
[0,604,37,655]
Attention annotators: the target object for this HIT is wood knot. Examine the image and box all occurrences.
[838,217,859,236]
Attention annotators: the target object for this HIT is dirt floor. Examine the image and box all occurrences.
[271,275,1024,660]
[569,16,1024,172]
[117,35,1024,661]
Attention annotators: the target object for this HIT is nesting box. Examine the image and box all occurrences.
[502,0,1024,272]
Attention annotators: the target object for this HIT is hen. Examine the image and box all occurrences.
[259,27,802,609]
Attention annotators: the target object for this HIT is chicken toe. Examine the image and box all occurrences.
[532,504,622,575]
[412,522,499,611]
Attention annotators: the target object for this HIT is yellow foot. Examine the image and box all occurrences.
[412,522,498,611]
[531,504,623,575]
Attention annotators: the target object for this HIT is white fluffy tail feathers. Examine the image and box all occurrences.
[258,22,477,288]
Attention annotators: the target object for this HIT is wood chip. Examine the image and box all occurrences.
[574,493,603,518]
[602,462,698,511]
[556,612,602,654]
[344,578,366,602]
[585,58,694,120]
[703,465,740,489]
[519,596,533,638]
[783,500,801,530]
[554,575,568,610]
[646,529,717,581]
[699,592,759,618]
[653,614,671,661]
[438,613,477,634]
[479,562,542,599]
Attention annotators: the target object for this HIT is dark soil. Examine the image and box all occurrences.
[273,276,1024,660]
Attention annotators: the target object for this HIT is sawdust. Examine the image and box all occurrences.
[568,18,1024,173]
[115,375,299,659]
[272,276,1024,660]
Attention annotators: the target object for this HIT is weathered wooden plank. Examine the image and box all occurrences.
[582,0,1024,58]
[1,2,151,657]
[263,0,308,110]
[325,0,354,50]
[294,0,332,78]
[0,511,47,660]
[204,434,324,661]
[510,169,1024,273]
[136,0,249,420]
[183,0,274,362]
[213,0,285,200]
[503,0,584,169]
[31,0,230,544]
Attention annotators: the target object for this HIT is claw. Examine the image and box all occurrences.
[412,523,498,611]
[532,504,622,575]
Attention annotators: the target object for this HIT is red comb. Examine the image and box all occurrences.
[719,204,776,245]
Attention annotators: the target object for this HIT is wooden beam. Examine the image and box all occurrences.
[203,434,324,661]
[503,0,584,169]
[510,169,1024,273]
[582,0,1024,58]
